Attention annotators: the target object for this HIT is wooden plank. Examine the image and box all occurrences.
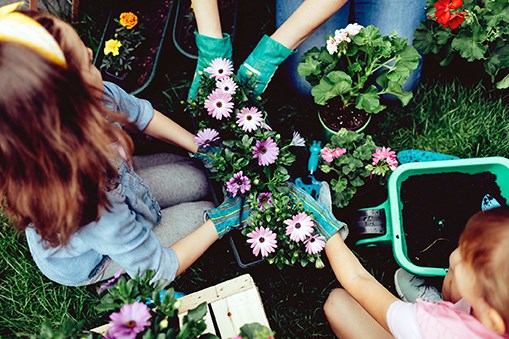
[210,288,270,338]
[177,285,218,313]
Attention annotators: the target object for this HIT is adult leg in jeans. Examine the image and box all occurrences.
[275,0,349,96]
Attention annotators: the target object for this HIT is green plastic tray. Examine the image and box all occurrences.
[356,156,509,277]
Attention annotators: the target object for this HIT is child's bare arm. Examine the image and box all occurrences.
[191,0,222,38]
[271,0,348,49]
[325,233,399,332]
[143,109,198,153]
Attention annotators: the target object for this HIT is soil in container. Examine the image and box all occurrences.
[400,172,506,268]
[321,100,370,131]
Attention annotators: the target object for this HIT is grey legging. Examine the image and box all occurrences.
[98,153,214,282]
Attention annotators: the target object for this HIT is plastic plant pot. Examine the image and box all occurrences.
[318,111,371,141]
[94,0,174,95]
[353,156,509,277]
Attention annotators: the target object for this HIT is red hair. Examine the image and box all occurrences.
[0,12,133,247]
[460,206,509,330]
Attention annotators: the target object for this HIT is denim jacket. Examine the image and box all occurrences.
[25,82,179,286]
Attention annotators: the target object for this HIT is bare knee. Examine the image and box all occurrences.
[324,288,351,320]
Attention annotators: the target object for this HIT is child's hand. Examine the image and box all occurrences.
[286,182,348,240]
[191,144,220,171]
[206,196,252,239]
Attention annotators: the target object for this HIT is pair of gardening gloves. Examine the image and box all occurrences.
[206,182,349,241]
[187,32,294,101]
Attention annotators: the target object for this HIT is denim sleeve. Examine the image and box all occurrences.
[77,189,178,283]
[102,81,154,131]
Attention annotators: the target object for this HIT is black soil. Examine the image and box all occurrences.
[321,99,370,131]
[401,172,506,268]
[98,0,173,93]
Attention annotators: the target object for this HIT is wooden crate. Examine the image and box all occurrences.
[91,274,270,338]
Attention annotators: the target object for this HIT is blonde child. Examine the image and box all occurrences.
[0,2,250,286]
[323,205,509,338]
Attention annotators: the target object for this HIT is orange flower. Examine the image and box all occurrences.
[119,12,138,29]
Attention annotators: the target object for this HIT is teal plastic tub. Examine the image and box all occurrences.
[355,157,509,277]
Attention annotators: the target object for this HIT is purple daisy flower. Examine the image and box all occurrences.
[194,128,220,147]
[106,302,151,339]
[284,212,314,242]
[226,171,251,197]
[216,76,238,95]
[236,107,263,132]
[204,89,234,120]
[291,131,306,147]
[97,268,125,294]
[253,137,279,166]
[247,226,278,257]
[304,234,326,254]
[204,57,234,80]
[257,192,273,211]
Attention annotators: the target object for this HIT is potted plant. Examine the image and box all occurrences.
[94,0,174,94]
[188,58,348,270]
[31,269,275,338]
[413,0,509,89]
[318,128,398,209]
[298,24,421,137]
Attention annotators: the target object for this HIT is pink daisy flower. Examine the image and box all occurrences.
[97,268,125,294]
[247,226,278,257]
[236,107,263,132]
[372,147,398,170]
[304,234,326,254]
[194,128,220,148]
[204,57,234,80]
[253,137,279,166]
[226,171,251,197]
[257,192,273,211]
[107,302,151,339]
[204,89,234,120]
[216,76,238,95]
[284,212,314,242]
[291,131,306,147]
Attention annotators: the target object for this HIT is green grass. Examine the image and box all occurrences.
[1,0,509,337]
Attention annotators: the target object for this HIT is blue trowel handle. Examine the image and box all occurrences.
[308,140,322,174]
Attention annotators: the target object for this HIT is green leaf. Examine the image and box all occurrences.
[451,30,488,61]
[310,71,352,105]
[355,85,384,113]
[297,57,322,77]
[496,73,509,89]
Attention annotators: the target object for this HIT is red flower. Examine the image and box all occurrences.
[432,0,466,29]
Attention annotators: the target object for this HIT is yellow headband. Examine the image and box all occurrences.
[0,2,67,67]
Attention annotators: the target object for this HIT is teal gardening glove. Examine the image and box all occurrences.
[287,182,349,240]
[206,196,252,239]
[188,32,233,102]
[237,35,294,97]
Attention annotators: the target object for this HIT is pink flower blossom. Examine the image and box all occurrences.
[216,76,238,95]
[226,171,251,197]
[204,57,233,80]
[253,137,279,166]
[326,36,338,54]
[291,131,306,147]
[107,302,151,339]
[284,212,314,242]
[247,226,278,257]
[372,147,398,170]
[194,128,220,147]
[304,234,326,254]
[321,147,347,162]
[204,89,234,120]
[236,107,263,132]
[257,192,273,211]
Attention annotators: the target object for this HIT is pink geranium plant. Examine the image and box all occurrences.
[188,58,328,269]
[319,128,398,208]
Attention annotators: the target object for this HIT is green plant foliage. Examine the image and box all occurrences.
[298,24,421,113]
[414,0,509,89]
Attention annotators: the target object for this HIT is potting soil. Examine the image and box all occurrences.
[400,171,506,268]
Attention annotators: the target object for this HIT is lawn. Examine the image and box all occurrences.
[0,0,508,338]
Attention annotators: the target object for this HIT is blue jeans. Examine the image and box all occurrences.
[276,0,427,96]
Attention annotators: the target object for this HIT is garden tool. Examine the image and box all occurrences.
[295,140,323,200]
[188,32,233,101]
[237,35,294,97]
